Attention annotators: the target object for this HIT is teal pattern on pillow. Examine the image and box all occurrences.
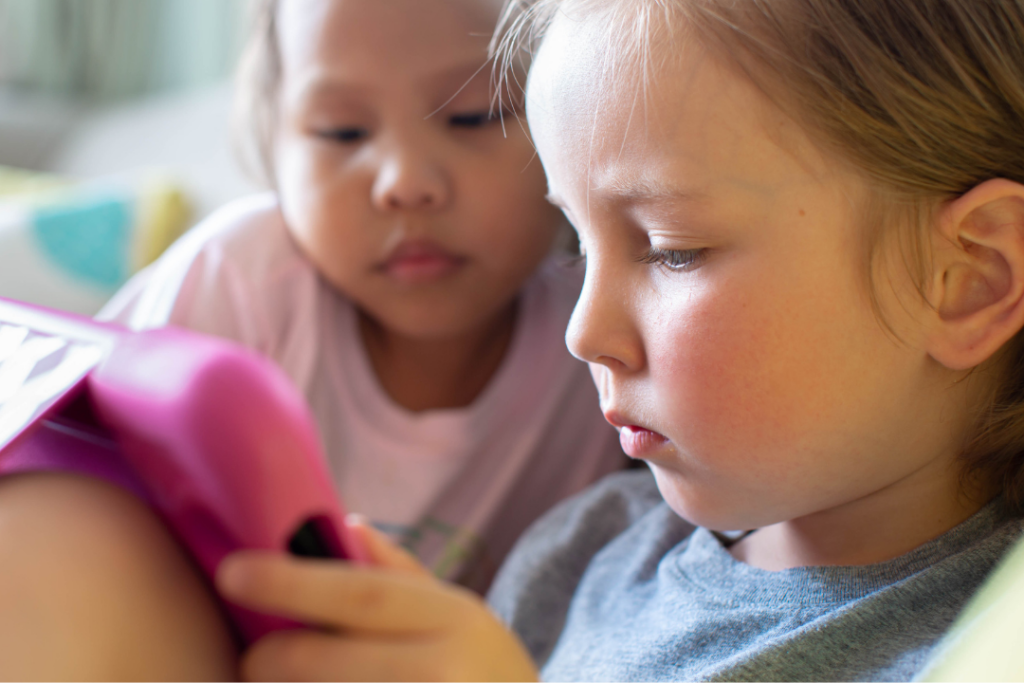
[31,194,133,289]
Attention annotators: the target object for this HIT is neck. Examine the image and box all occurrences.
[358,303,518,412]
[729,457,994,571]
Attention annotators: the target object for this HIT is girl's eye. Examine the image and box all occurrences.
[637,248,706,271]
[316,127,369,144]
[449,112,496,128]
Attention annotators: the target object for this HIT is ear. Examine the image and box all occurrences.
[926,179,1024,371]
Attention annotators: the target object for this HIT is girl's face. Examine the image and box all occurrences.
[527,14,960,531]
[274,0,560,340]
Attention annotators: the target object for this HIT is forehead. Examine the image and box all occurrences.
[526,8,829,210]
[277,0,501,88]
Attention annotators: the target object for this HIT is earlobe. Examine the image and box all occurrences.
[927,179,1024,371]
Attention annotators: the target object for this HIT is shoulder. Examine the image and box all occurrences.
[505,469,666,567]
[921,515,1024,680]
[499,469,664,574]
[100,194,317,343]
[142,192,301,299]
[178,193,296,268]
[487,469,665,665]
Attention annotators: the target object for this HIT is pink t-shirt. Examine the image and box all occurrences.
[99,194,625,589]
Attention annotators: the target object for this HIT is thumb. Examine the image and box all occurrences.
[345,515,431,576]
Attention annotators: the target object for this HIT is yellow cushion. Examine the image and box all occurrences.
[0,166,192,314]
[0,165,191,273]
[0,166,67,197]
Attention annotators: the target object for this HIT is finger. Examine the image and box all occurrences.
[345,516,429,576]
[218,552,475,634]
[242,630,456,682]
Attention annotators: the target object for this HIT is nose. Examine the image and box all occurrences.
[566,256,645,374]
[370,140,450,212]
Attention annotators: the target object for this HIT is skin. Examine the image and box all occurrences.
[273,0,561,411]
[0,474,236,681]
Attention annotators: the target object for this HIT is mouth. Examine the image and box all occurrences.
[604,411,670,459]
[376,239,468,284]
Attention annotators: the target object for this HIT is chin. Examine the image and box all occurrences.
[650,465,771,532]
[373,305,497,341]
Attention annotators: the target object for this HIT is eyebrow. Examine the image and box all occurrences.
[289,74,372,107]
[545,179,707,211]
[294,59,491,104]
[423,60,493,119]
[596,175,708,205]
[425,60,491,96]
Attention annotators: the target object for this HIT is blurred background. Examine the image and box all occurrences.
[0,0,259,314]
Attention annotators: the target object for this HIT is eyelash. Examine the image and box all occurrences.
[314,110,501,145]
[566,248,706,272]
[449,111,500,128]
[637,248,706,271]
[317,127,368,144]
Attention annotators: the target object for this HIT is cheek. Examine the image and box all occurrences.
[275,138,326,238]
[463,129,552,214]
[648,289,788,450]
[459,149,561,264]
[646,268,879,460]
[272,139,388,298]
[275,139,363,248]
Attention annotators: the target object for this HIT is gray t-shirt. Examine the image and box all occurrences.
[488,470,1023,681]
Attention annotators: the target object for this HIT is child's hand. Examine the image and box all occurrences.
[216,519,538,682]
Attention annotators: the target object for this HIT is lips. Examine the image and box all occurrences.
[378,240,467,284]
[604,411,670,459]
[618,426,670,458]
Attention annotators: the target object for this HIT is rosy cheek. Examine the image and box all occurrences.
[646,282,810,461]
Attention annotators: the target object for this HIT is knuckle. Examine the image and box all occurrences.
[350,580,391,614]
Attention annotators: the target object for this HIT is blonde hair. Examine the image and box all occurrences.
[496,0,1024,511]
[234,0,281,188]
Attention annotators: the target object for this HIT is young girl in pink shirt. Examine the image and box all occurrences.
[97,0,622,592]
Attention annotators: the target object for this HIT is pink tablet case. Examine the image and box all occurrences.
[0,297,368,645]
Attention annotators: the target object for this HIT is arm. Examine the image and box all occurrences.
[0,472,237,681]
